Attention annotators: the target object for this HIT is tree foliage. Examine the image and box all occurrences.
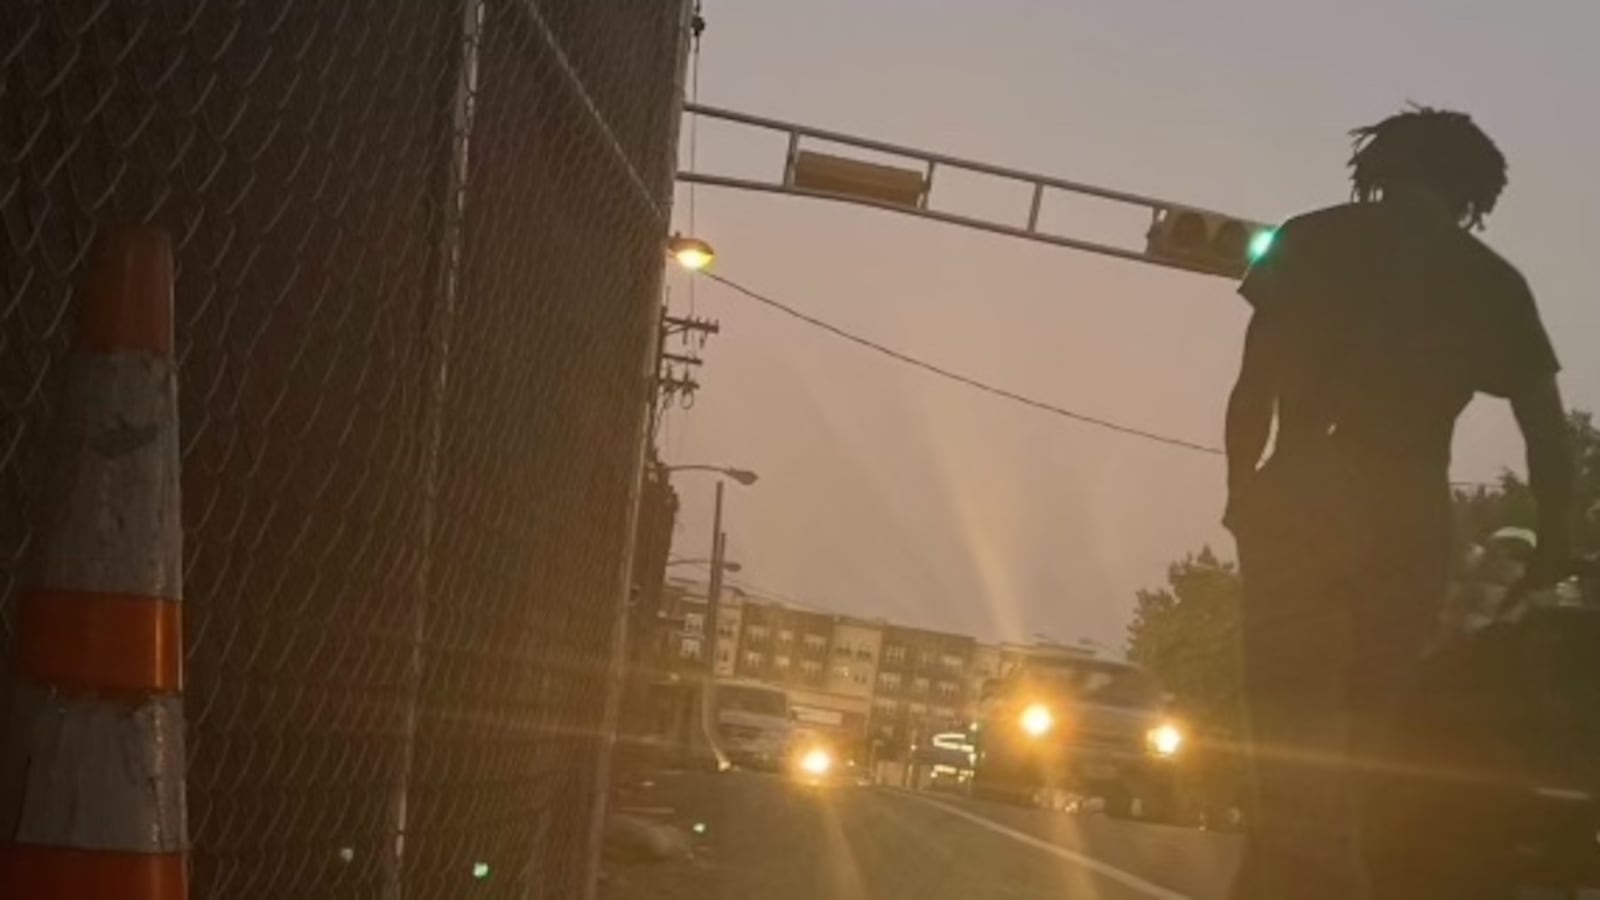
[1452,410,1600,560]
[1125,546,1244,735]
[1128,409,1599,737]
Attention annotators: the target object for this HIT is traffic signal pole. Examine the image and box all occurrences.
[677,102,1276,279]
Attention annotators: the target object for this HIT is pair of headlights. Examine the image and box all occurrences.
[1016,703,1183,757]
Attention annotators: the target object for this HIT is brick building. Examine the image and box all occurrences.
[869,624,975,758]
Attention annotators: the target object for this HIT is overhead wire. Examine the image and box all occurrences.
[701,270,1501,490]
[702,271,1226,456]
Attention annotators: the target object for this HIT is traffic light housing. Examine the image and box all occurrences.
[1145,208,1276,278]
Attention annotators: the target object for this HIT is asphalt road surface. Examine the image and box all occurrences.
[600,770,1241,900]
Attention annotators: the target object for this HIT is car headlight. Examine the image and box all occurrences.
[799,748,833,776]
[1019,704,1055,737]
[1146,723,1183,757]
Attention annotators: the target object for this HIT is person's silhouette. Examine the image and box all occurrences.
[1223,106,1573,900]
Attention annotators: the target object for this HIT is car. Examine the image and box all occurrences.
[969,655,1188,823]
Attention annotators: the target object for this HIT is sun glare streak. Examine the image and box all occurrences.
[1207,733,1531,790]
[815,788,872,900]
[910,394,1029,640]
[1038,801,1108,898]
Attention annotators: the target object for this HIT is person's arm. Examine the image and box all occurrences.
[1509,373,1574,582]
[1224,310,1278,525]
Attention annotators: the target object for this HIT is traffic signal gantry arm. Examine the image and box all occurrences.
[677,102,1275,280]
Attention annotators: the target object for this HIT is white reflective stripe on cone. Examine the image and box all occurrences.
[36,352,182,601]
[2,685,187,852]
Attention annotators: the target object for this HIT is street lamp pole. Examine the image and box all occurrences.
[705,479,726,671]
[661,463,755,672]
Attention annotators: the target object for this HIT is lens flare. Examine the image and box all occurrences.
[800,748,834,776]
[1019,704,1054,737]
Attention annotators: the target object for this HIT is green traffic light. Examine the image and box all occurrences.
[1247,228,1276,262]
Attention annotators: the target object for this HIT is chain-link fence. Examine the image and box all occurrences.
[1,1,689,897]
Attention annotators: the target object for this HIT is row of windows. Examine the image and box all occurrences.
[876,672,963,695]
[744,626,829,650]
[830,665,871,686]
[741,651,824,675]
[880,644,968,671]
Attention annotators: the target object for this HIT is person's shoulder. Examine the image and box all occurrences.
[1236,203,1363,308]
[1460,232,1528,284]
[1274,202,1376,240]
[1447,229,1533,302]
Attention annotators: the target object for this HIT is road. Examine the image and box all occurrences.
[600,770,1241,900]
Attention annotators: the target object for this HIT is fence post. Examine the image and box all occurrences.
[0,226,187,899]
[386,1,486,898]
[576,3,698,897]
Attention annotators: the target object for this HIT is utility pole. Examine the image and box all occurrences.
[704,479,726,672]
[655,312,719,416]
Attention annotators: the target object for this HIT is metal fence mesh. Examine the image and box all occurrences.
[1,1,688,898]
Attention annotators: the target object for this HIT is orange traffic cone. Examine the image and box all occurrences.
[0,226,187,898]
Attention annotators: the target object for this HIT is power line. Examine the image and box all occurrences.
[702,271,1225,456]
[703,271,1502,490]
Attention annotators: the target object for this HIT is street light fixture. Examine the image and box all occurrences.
[666,234,715,271]
[663,464,758,486]
[666,558,743,573]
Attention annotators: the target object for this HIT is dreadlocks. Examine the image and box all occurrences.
[1349,106,1507,230]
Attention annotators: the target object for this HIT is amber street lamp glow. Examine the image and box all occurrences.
[668,235,715,271]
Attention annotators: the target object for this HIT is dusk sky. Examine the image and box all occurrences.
[660,1,1600,649]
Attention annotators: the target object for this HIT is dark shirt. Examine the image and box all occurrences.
[1239,200,1559,486]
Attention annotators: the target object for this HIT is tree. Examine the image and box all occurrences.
[1125,546,1245,736]
[1452,410,1600,561]
[1129,409,1599,737]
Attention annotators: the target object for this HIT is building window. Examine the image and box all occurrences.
[775,655,791,669]
[878,672,902,691]
[747,626,769,643]
[919,650,937,668]
[909,703,927,717]
[856,648,873,661]
[854,672,868,685]
[744,651,763,668]
[934,706,957,721]
[873,698,898,714]
[803,634,828,651]
[779,629,794,644]
[834,665,851,679]
[936,680,959,698]
[684,613,704,635]
[718,624,735,639]
[941,653,963,671]
[884,644,906,663]
[800,659,823,676]
[680,638,702,659]
[834,644,851,658]
[912,677,930,695]
[718,649,731,664]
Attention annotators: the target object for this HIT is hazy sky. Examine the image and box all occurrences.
[659,0,1600,649]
